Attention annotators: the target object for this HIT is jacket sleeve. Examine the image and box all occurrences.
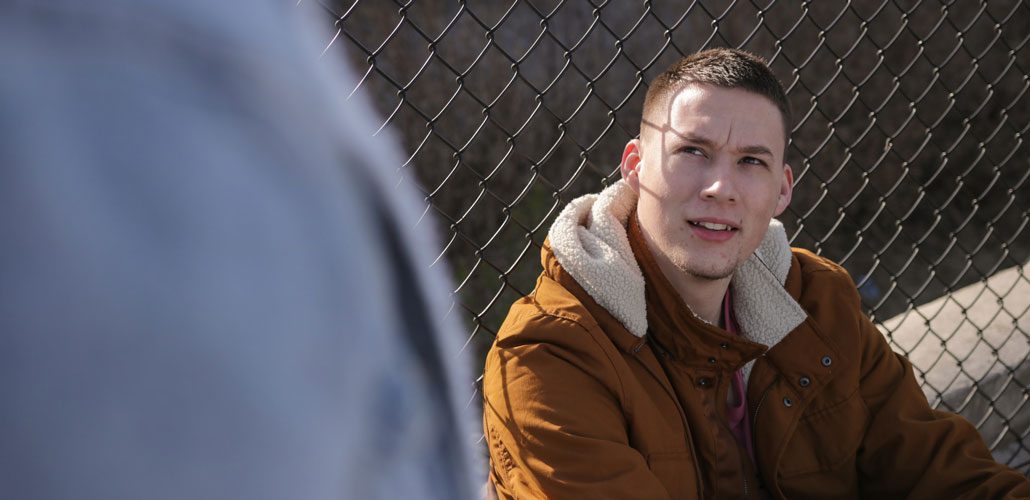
[482,312,674,500]
[851,286,1030,498]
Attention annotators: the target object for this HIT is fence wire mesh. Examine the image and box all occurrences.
[319,0,1030,471]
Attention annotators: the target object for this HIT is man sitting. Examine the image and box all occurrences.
[482,48,1030,499]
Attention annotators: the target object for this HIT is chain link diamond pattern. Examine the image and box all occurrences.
[320,0,1030,471]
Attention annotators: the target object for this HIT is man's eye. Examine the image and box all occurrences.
[741,156,766,166]
[682,147,706,156]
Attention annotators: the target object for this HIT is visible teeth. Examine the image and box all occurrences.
[694,221,731,231]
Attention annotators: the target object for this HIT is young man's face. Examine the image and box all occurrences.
[623,83,793,281]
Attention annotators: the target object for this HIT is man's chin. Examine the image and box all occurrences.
[685,268,735,281]
[675,260,737,281]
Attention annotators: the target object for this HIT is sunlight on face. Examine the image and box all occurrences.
[632,84,793,281]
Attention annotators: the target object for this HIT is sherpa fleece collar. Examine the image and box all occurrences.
[548,180,807,351]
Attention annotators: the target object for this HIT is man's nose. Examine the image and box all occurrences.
[699,161,738,202]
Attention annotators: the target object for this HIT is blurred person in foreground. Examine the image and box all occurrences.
[482,48,1030,499]
[0,1,478,499]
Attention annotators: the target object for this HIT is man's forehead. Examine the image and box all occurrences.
[644,84,785,154]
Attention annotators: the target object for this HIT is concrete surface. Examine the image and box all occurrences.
[879,261,1030,469]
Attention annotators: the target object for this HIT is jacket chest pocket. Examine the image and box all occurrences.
[778,390,868,478]
[647,450,698,498]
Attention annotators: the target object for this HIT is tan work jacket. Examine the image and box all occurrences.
[483,181,1029,499]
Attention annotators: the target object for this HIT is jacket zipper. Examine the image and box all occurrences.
[733,372,751,499]
[713,371,754,499]
[685,409,706,499]
[737,370,766,499]
[742,457,750,498]
[643,335,706,498]
[749,373,780,496]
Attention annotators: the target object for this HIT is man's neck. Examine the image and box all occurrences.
[658,258,730,325]
[636,233,730,324]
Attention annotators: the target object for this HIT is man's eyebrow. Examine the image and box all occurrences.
[677,133,774,157]
[737,144,774,157]
[678,133,717,148]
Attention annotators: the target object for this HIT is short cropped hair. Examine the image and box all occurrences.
[642,48,792,145]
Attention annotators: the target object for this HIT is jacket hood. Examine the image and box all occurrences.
[547,180,807,350]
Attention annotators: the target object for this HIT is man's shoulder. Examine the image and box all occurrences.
[790,246,848,275]
[787,247,864,312]
[493,272,606,350]
[484,269,636,384]
[789,247,855,288]
[483,272,629,405]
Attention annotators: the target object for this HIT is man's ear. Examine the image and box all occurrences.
[620,139,643,193]
[774,163,794,216]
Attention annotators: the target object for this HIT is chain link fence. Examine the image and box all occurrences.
[318,0,1030,471]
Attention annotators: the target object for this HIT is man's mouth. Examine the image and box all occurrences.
[688,220,738,232]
